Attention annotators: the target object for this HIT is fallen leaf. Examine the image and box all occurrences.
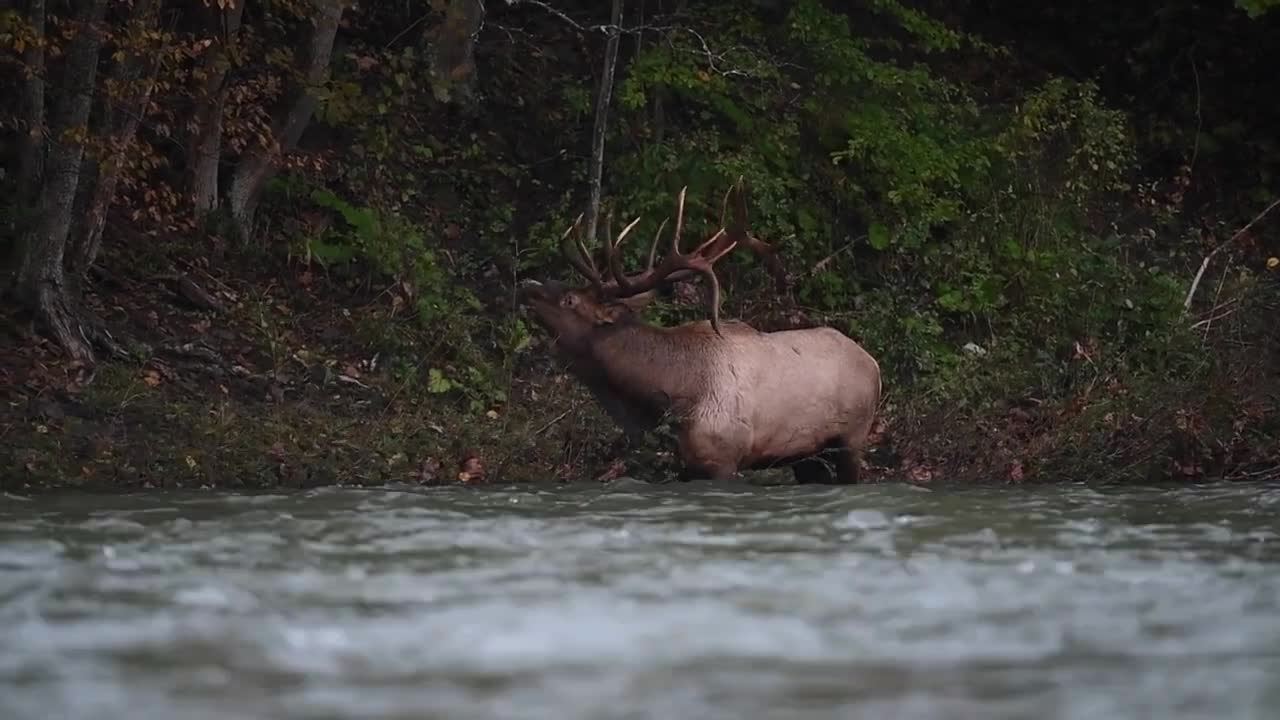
[596,460,626,483]
[414,456,443,484]
[459,455,485,484]
[1268,257,1279,270]
[1008,461,1025,482]
[142,370,162,386]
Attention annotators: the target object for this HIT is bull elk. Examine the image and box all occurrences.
[518,180,881,484]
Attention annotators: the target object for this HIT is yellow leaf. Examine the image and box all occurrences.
[1268,257,1279,270]
[186,456,197,469]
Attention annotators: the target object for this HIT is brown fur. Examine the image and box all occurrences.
[519,282,881,484]
[520,181,881,484]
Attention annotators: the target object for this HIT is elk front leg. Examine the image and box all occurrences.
[677,425,742,482]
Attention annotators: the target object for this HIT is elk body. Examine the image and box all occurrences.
[519,182,881,484]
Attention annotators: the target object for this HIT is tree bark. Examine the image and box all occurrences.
[68,0,162,281]
[187,0,246,213]
[16,0,47,203]
[584,0,624,243]
[226,0,344,240]
[14,0,110,364]
[428,0,485,106]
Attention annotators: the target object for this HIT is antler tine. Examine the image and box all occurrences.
[702,236,740,336]
[719,182,734,229]
[559,212,602,290]
[647,217,668,271]
[615,215,642,249]
[692,228,727,256]
[589,186,746,336]
[605,214,644,289]
[672,186,687,255]
[725,176,790,294]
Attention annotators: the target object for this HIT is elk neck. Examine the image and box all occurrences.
[573,320,721,420]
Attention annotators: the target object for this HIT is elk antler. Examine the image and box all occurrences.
[718,176,789,294]
[559,212,604,293]
[557,186,749,336]
[600,186,741,335]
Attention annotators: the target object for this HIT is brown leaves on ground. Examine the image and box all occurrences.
[413,456,443,484]
[458,453,485,484]
[595,459,627,483]
[1007,460,1026,482]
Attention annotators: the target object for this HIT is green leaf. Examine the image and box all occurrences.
[868,222,891,250]
[427,368,454,394]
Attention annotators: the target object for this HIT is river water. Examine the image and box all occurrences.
[1,481,1279,719]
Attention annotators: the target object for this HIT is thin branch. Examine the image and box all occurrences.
[1183,196,1280,313]
[1200,258,1231,339]
[498,0,591,32]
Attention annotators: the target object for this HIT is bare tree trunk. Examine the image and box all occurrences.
[428,0,485,106]
[187,0,246,213]
[14,0,110,364]
[584,0,624,243]
[67,0,162,281]
[226,0,344,240]
[16,0,46,203]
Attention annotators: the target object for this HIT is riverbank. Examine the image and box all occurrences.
[4,237,1276,493]
[4,2,1279,493]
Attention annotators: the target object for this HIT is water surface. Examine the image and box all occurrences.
[2,481,1279,719]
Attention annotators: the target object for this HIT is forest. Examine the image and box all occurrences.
[1,0,1278,490]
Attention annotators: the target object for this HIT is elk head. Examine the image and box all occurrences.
[518,182,761,351]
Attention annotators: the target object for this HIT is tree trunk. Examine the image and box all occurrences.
[584,0,625,243]
[428,0,485,106]
[67,0,162,281]
[14,0,110,365]
[16,0,47,203]
[187,0,246,213]
[226,0,345,240]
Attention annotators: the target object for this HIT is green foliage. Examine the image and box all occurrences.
[598,0,1196,405]
[305,186,466,325]
[1235,0,1280,17]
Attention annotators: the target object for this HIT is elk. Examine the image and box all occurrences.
[518,180,881,484]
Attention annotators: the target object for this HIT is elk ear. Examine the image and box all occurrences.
[616,290,660,314]
[596,290,659,324]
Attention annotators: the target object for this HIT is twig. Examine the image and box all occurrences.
[1201,256,1230,339]
[383,8,434,49]
[487,399,580,483]
[533,402,579,437]
[1189,305,1241,331]
[1183,196,1280,313]
[498,0,590,32]
[807,235,864,276]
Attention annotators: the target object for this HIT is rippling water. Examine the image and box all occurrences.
[2,481,1279,719]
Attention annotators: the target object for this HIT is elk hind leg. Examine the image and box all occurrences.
[792,456,835,484]
[833,431,872,484]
